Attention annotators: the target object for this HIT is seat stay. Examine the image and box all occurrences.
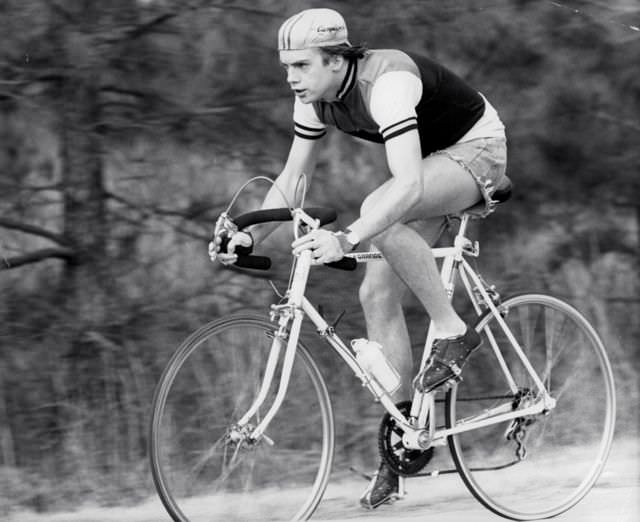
[458,263,521,394]
[460,257,552,400]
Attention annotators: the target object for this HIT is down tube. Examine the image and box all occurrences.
[301,298,413,431]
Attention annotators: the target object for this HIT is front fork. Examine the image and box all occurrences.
[235,302,306,445]
[234,246,314,443]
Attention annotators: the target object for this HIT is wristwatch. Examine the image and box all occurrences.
[333,228,361,252]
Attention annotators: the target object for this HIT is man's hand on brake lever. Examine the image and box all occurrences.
[208,231,253,266]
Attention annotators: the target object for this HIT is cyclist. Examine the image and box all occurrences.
[210,7,507,509]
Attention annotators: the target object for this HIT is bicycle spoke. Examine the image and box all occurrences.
[190,435,227,484]
[150,316,334,522]
[446,294,615,521]
[548,347,591,403]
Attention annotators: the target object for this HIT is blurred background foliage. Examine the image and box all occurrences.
[0,0,638,515]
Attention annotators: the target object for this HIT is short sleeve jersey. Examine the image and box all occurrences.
[293,49,504,157]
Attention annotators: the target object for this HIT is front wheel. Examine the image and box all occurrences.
[445,294,616,520]
[149,315,335,521]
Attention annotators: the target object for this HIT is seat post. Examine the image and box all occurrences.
[455,213,472,241]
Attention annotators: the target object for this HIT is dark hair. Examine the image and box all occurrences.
[318,43,368,63]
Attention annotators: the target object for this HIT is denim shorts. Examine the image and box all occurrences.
[431,137,508,217]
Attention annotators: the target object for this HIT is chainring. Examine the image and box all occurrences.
[378,401,434,476]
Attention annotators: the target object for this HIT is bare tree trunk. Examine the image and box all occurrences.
[57,75,108,320]
[0,365,16,468]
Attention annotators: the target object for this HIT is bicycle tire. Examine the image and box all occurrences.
[445,293,616,520]
[149,314,335,522]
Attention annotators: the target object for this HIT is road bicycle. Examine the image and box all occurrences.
[149,177,616,521]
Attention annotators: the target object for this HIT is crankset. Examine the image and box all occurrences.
[378,401,434,476]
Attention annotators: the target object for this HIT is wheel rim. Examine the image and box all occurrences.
[150,316,334,521]
[446,294,616,520]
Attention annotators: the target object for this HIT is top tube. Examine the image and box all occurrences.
[225,206,485,270]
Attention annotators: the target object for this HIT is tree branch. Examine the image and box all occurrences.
[207,4,284,19]
[49,1,77,24]
[1,247,75,270]
[125,12,177,40]
[100,85,148,98]
[103,3,283,45]
[0,217,69,246]
[106,190,222,222]
[594,111,640,133]
[186,94,292,115]
[0,181,62,192]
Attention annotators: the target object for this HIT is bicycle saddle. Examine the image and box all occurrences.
[492,176,513,204]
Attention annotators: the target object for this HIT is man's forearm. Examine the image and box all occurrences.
[347,179,421,243]
[346,130,423,243]
[247,177,297,246]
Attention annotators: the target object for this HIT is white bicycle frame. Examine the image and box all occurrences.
[238,208,556,450]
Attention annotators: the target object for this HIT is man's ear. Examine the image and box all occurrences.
[328,54,345,72]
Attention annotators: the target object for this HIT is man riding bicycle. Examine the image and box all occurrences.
[210,7,507,509]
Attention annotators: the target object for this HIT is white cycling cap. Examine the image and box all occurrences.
[278,8,350,51]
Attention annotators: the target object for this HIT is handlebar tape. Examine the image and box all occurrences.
[223,207,357,271]
[234,207,337,229]
[235,253,272,270]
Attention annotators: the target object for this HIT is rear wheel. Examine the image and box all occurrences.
[446,294,615,520]
[150,315,334,521]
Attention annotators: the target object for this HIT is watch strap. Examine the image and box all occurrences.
[334,229,359,252]
[344,228,360,250]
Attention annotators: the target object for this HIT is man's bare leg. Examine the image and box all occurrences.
[360,153,482,347]
[373,220,466,339]
[358,153,485,509]
[359,257,412,400]
[358,216,447,400]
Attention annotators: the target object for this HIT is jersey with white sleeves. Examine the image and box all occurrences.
[292,49,504,157]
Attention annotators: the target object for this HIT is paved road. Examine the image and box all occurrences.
[312,439,639,522]
[10,437,639,522]
[313,473,638,522]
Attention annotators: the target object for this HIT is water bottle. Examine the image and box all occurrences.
[351,339,401,395]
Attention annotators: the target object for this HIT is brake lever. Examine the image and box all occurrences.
[213,212,254,259]
[214,212,238,239]
[210,213,238,262]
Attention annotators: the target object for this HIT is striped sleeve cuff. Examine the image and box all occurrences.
[294,121,326,140]
[380,117,418,141]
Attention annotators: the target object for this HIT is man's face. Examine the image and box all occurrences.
[279,48,337,103]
